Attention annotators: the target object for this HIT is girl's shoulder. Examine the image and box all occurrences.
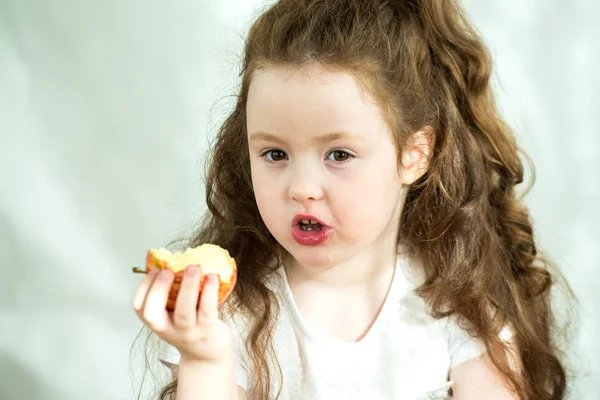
[394,251,514,369]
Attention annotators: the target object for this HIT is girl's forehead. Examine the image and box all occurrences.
[248,65,365,99]
[246,67,390,142]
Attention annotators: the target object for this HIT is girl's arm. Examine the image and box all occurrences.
[450,349,521,400]
[169,362,247,400]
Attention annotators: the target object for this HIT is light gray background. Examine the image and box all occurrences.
[0,1,598,399]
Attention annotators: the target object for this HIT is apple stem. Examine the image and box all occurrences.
[132,267,147,274]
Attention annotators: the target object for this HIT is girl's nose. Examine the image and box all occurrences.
[288,166,324,203]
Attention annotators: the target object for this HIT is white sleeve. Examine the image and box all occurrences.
[446,315,514,369]
[158,316,251,390]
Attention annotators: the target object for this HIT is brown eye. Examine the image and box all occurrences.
[265,150,287,161]
[328,150,351,162]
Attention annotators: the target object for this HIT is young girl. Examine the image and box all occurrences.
[132,0,572,399]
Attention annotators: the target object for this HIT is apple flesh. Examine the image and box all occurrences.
[133,244,237,311]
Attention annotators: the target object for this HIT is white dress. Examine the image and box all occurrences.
[160,252,500,399]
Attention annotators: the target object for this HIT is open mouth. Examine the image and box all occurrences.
[291,214,332,245]
[298,219,323,231]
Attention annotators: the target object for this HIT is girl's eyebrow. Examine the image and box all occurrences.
[249,131,367,144]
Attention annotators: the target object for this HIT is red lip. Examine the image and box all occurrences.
[291,213,332,246]
[292,213,329,227]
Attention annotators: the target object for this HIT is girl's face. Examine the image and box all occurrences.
[246,65,407,268]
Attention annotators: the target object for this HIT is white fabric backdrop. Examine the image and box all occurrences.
[0,0,598,399]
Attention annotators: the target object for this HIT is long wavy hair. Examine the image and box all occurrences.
[135,0,576,399]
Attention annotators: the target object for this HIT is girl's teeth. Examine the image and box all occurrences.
[300,225,320,231]
[298,218,323,230]
[299,219,320,224]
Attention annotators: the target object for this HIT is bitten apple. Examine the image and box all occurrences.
[133,244,237,311]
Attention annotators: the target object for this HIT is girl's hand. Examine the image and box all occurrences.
[132,265,233,364]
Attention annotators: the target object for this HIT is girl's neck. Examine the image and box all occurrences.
[283,246,398,291]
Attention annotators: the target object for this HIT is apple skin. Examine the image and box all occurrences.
[145,249,237,312]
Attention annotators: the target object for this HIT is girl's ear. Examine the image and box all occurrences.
[400,126,436,185]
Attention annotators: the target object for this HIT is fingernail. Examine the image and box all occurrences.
[158,269,172,280]
[185,265,197,277]
[149,268,160,276]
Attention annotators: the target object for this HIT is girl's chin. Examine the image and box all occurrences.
[285,249,338,269]
[278,235,348,268]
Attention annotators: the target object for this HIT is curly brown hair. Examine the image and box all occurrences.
[135,1,576,399]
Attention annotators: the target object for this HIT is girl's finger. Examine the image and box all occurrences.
[142,269,176,333]
[197,273,220,323]
[172,265,201,329]
[132,268,160,317]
